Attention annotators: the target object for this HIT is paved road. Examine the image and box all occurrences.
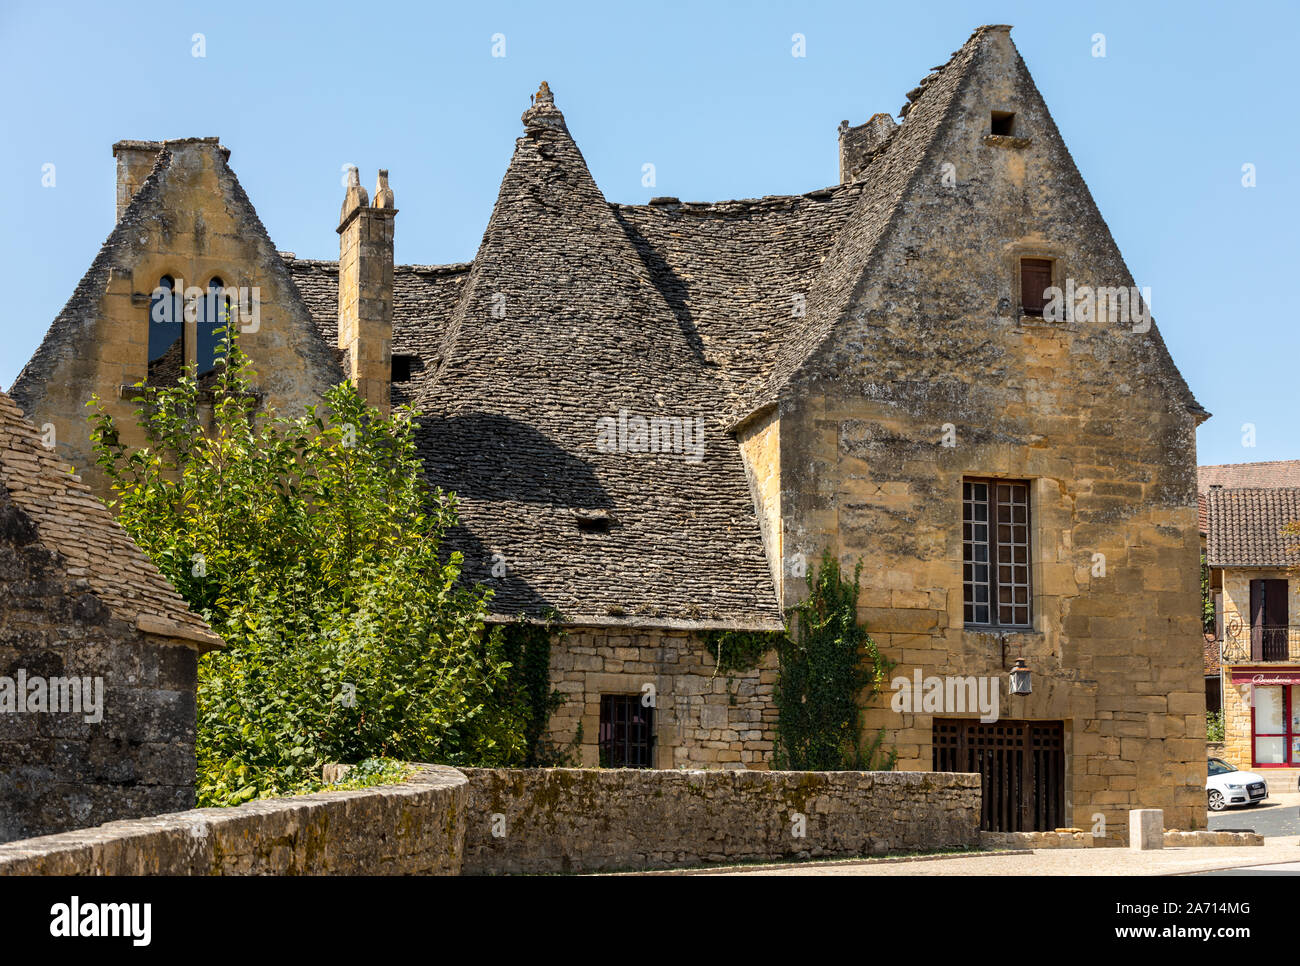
[1209,794,1300,838]
[1195,861,1300,875]
[694,845,1300,876]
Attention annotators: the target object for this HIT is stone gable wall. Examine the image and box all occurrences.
[777,30,1206,831]
[11,140,343,496]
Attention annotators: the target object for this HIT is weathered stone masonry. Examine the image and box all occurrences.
[0,391,222,843]
[546,627,777,769]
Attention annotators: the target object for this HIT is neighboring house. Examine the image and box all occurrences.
[10,25,1209,833]
[0,389,222,843]
[1203,480,1300,788]
[1198,462,1300,718]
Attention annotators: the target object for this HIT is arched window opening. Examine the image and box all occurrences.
[147,275,183,385]
[198,276,231,379]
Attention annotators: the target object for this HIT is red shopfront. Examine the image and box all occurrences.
[1232,669,1300,767]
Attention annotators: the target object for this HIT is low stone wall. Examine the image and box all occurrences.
[0,764,465,875]
[462,767,980,874]
[981,828,1264,850]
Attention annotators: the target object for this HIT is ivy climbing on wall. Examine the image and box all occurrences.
[498,612,580,767]
[773,552,897,771]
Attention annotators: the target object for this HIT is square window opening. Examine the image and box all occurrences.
[599,694,655,768]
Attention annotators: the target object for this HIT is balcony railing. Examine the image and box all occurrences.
[1219,618,1300,664]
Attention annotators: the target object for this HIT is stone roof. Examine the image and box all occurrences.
[276,25,1204,627]
[0,391,222,651]
[285,256,472,407]
[739,26,990,420]
[410,80,784,628]
[13,26,1209,631]
[1204,487,1300,569]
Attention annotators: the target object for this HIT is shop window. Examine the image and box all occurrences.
[1252,685,1300,766]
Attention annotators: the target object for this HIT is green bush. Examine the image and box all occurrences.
[1206,710,1225,743]
[91,338,527,805]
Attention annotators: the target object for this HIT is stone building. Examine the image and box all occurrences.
[1201,463,1300,789]
[0,390,222,842]
[11,25,1208,832]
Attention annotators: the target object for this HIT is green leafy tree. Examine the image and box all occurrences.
[90,339,526,805]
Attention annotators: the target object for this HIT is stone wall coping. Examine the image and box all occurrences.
[461,766,981,786]
[0,764,465,875]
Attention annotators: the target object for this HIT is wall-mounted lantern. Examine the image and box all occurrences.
[1009,659,1032,696]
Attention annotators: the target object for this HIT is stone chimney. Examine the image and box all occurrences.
[337,167,397,414]
[837,113,898,183]
[111,140,164,221]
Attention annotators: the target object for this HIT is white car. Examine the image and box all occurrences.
[1207,757,1269,811]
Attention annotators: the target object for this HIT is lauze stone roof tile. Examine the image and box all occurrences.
[0,391,222,651]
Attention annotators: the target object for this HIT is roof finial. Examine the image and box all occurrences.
[522,81,566,131]
[373,168,394,209]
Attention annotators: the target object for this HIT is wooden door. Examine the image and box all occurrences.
[933,719,1065,832]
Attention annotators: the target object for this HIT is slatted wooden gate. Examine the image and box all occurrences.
[933,719,1065,832]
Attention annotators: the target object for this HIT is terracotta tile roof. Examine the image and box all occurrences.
[1198,460,1300,492]
[0,391,222,651]
[1204,487,1300,568]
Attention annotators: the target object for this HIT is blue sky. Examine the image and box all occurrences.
[1,0,1295,467]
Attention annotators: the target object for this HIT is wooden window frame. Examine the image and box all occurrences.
[963,477,1033,629]
[598,694,655,768]
[1019,257,1054,318]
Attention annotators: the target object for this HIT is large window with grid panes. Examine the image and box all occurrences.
[962,478,1032,628]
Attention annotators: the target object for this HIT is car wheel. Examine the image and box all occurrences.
[1208,789,1226,811]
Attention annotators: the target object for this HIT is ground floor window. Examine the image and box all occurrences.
[1252,685,1300,765]
[599,694,654,768]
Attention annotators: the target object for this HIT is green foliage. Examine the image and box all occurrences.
[1201,553,1215,633]
[90,337,528,806]
[1206,710,1225,743]
[774,552,896,771]
[701,629,781,675]
[498,614,579,766]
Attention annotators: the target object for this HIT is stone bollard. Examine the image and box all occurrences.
[1129,809,1164,850]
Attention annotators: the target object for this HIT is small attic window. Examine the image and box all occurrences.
[392,355,416,383]
[574,510,615,534]
[1020,258,1054,317]
[990,112,1016,136]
